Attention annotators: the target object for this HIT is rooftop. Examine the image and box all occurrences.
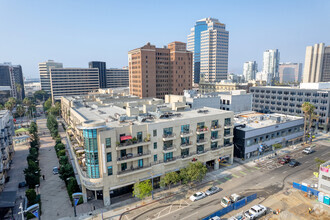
[234,112,303,131]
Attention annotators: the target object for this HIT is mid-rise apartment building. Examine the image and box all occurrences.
[61,93,234,205]
[303,43,330,83]
[234,112,304,159]
[243,61,258,81]
[249,83,330,131]
[199,81,253,94]
[187,18,229,83]
[0,110,15,192]
[39,60,63,94]
[106,68,129,88]
[50,68,99,101]
[128,42,192,99]
[278,62,303,83]
[0,63,25,100]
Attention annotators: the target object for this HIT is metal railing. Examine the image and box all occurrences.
[117,150,151,161]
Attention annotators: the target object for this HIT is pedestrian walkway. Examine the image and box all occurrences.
[37,118,73,219]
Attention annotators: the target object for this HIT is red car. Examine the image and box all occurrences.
[278,156,291,165]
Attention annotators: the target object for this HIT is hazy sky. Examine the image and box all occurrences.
[0,0,329,78]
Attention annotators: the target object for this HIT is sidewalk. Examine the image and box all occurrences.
[60,133,329,220]
[37,118,73,219]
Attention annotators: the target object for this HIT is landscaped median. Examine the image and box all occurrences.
[46,113,83,206]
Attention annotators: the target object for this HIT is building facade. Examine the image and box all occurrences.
[303,43,330,83]
[0,110,15,192]
[50,68,99,101]
[39,60,63,94]
[89,61,107,88]
[106,68,129,88]
[278,63,303,83]
[182,90,252,113]
[0,63,25,100]
[234,112,304,159]
[0,87,11,105]
[187,18,229,83]
[61,94,234,206]
[319,160,330,194]
[128,42,192,99]
[199,81,253,94]
[249,83,330,131]
[24,82,41,97]
[243,61,258,81]
[263,49,280,83]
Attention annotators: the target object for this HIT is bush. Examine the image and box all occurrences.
[24,172,40,189]
[26,189,37,206]
[55,137,62,144]
[55,143,65,152]
[56,149,66,158]
[59,156,69,166]
[59,163,74,181]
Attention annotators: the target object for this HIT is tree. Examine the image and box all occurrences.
[272,143,282,156]
[186,161,207,183]
[16,105,25,124]
[23,97,32,107]
[315,157,326,169]
[44,98,52,112]
[47,114,58,138]
[59,163,74,181]
[160,172,181,189]
[25,189,37,205]
[59,156,69,166]
[34,90,48,102]
[4,98,16,113]
[0,104,4,110]
[24,172,40,188]
[302,102,316,143]
[49,102,61,116]
[132,180,153,200]
[15,83,22,100]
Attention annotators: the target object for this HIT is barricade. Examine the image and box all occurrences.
[292,182,319,196]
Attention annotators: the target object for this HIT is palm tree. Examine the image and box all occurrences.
[16,105,25,126]
[15,83,22,100]
[23,97,32,118]
[301,102,316,143]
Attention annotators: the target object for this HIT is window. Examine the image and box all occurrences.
[105,138,111,148]
[164,152,173,161]
[154,154,157,162]
[138,146,143,154]
[107,166,113,176]
[181,124,190,133]
[138,159,143,167]
[137,132,143,142]
[197,145,204,153]
[153,129,157,137]
[224,118,231,126]
[163,127,173,136]
[121,163,127,171]
[107,152,112,162]
[153,142,157,149]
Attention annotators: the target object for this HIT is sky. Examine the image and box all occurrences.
[0,0,329,79]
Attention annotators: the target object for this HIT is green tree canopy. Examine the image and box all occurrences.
[16,105,25,118]
[59,163,74,181]
[44,98,52,111]
[133,180,153,200]
[34,90,49,101]
[160,172,181,188]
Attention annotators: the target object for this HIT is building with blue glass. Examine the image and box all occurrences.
[187,18,229,84]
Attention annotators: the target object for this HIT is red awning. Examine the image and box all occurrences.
[120,135,132,141]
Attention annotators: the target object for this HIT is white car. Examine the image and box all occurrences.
[205,186,221,196]
[53,167,59,175]
[302,147,314,154]
[209,216,221,220]
[189,192,206,201]
[244,204,267,220]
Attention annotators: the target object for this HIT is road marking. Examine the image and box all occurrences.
[224,176,232,181]
[217,180,223,184]
[232,174,240,178]
[283,171,287,174]
[254,166,261,170]
[240,171,247,175]
[181,211,198,220]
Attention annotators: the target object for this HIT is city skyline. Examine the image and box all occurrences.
[0,0,329,78]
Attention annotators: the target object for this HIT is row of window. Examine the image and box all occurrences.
[251,89,329,98]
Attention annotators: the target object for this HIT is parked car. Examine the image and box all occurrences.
[189,192,206,201]
[228,212,246,220]
[244,204,267,220]
[205,186,221,196]
[18,181,27,188]
[288,159,300,167]
[278,156,291,165]
[209,216,221,220]
[302,147,314,154]
[53,166,59,175]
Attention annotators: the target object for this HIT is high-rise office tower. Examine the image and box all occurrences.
[278,63,303,83]
[39,60,63,93]
[262,49,280,84]
[303,43,330,83]
[243,61,258,81]
[106,67,129,88]
[0,63,25,100]
[128,42,192,99]
[89,61,107,88]
[187,18,229,84]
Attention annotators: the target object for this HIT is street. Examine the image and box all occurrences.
[121,140,329,220]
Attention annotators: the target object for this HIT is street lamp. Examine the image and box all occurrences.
[72,192,83,217]
[19,202,41,220]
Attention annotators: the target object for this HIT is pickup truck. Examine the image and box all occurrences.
[302,146,315,154]
[244,204,267,220]
[221,193,244,207]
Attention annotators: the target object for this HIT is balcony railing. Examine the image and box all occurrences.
[211,125,221,131]
[196,127,209,134]
[163,145,176,153]
[180,142,193,149]
[164,157,177,163]
[211,145,222,151]
[117,151,151,162]
[117,164,152,176]
[197,149,209,155]
[196,138,208,145]
[224,142,233,147]
[117,140,151,149]
[211,136,221,142]
[224,133,233,137]
[180,130,193,137]
[181,151,196,160]
[224,123,233,127]
[162,134,176,141]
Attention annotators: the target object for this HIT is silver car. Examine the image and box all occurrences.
[205,186,221,196]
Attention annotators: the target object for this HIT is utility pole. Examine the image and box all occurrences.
[18,202,24,220]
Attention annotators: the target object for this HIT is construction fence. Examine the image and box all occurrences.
[293,182,319,196]
[202,193,257,220]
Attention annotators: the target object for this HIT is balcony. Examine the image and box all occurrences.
[117,151,151,164]
[211,125,221,131]
[224,123,234,128]
[181,152,196,160]
[197,149,208,156]
[116,140,151,150]
[211,136,222,142]
[162,134,176,141]
[211,145,222,151]
[180,142,194,149]
[163,146,177,153]
[180,130,193,137]
[224,142,233,147]
[196,138,208,145]
[196,127,209,134]
[224,133,234,138]
[164,157,177,165]
[117,164,152,177]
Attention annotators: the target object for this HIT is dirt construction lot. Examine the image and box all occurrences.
[260,188,330,220]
